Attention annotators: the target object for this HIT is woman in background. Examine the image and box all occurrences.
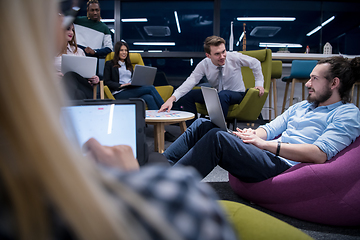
[0,0,237,239]
[103,41,165,110]
[55,23,100,99]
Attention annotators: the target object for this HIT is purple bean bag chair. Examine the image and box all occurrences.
[229,137,360,226]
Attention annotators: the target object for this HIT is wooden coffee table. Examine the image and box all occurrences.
[146,110,195,153]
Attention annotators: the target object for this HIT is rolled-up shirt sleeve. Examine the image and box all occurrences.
[313,105,360,160]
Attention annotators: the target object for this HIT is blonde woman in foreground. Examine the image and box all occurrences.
[0,0,237,240]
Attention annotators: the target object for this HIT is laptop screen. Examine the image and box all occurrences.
[61,99,147,165]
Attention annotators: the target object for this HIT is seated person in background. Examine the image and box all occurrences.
[73,0,113,58]
[55,23,100,100]
[163,56,360,182]
[103,41,164,110]
[159,35,265,126]
[0,0,237,239]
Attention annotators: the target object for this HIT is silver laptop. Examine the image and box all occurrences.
[201,86,233,133]
[120,65,157,89]
[61,54,97,78]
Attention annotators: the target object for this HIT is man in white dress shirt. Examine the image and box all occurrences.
[159,35,265,126]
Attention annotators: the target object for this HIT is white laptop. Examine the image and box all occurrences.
[201,86,233,133]
[61,54,97,78]
[119,65,157,90]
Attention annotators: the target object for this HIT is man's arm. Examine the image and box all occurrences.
[159,60,206,112]
[261,141,327,164]
[238,53,265,96]
[234,128,327,164]
[90,34,113,57]
[159,95,176,112]
[90,47,112,58]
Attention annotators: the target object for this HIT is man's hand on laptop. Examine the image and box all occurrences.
[84,138,140,172]
[159,96,176,113]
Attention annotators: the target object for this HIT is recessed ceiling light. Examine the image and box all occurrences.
[129,50,144,53]
[174,11,181,33]
[122,18,148,22]
[133,42,176,46]
[237,17,295,21]
[306,16,335,36]
[259,43,302,48]
[101,18,148,23]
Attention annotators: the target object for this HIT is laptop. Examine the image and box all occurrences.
[119,65,157,90]
[61,99,147,165]
[61,54,97,78]
[201,86,233,133]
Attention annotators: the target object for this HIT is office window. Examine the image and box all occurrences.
[220,0,360,54]
[120,1,214,52]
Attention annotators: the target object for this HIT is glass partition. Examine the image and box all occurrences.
[76,0,360,84]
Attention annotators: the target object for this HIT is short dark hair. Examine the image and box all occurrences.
[203,36,226,55]
[318,56,360,103]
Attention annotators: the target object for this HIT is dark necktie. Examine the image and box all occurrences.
[217,66,223,92]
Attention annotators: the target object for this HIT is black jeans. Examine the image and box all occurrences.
[163,118,292,182]
[62,71,94,100]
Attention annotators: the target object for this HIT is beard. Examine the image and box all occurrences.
[307,86,332,104]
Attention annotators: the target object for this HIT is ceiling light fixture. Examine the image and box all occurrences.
[237,17,295,21]
[101,18,148,23]
[236,32,245,46]
[129,50,144,53]
[133,42,176,46]
[306,16,335,36]
[148,50,163,53]
[101,19,114,23]
[259,43,302,48]
[122,18,148,22]
[174,11,181,33]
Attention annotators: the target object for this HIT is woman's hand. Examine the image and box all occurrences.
[57,71,64,79]
[120,83,131,87]
[83,138,140,171]
[88,75,100,85]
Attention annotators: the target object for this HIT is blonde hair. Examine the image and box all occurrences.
[0,0,181,239]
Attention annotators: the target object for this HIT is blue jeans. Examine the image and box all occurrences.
[177,89,245,126]
[114,86,164,110]
[163,118,291,182]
